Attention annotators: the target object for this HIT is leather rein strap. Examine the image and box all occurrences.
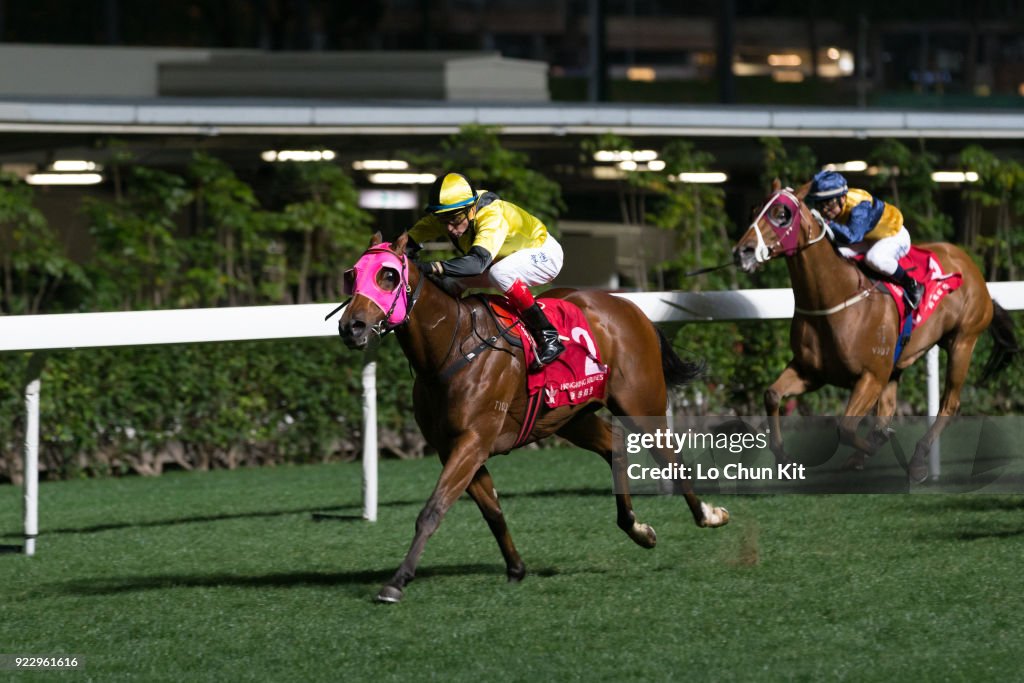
[438,306,520,381]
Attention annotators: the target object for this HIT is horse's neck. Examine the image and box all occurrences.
[395,278,466,375]
[786,239,864,312]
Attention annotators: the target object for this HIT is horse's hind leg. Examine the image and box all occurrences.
[606,400,729,530]
[465,465,526,582]
[908,335,980,482]
[556,412,658,548]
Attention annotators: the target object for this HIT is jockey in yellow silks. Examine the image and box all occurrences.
[808,170,924,309]
[408,172,565,368]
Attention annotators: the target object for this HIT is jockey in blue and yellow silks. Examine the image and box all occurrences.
[808,170,924,309]
[408,172,565,368]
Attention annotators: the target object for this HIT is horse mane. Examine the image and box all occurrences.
[423,271,465,300]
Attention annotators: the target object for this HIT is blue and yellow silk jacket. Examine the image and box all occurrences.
[828,188,903,244]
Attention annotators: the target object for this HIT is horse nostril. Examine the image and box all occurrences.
[349,320,366,337]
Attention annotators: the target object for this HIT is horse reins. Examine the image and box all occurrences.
[681,261,735,277]
[437,307,520,381]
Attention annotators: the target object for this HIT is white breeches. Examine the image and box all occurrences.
[837,227,911,276]
[459,234,564,292]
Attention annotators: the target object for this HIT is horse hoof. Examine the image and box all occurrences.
[629,521,657,549]
[700,502,730,528]
[908,458,929,485]
[842,454,867,471]
[375,585,404,604]
[507,564,527,583]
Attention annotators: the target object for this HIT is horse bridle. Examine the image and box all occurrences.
[749,190,878,317]
[748,188,830,263]
[325,249,426,336]
[369,253,426,338]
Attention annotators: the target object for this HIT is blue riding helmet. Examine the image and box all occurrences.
[808,170,848,202]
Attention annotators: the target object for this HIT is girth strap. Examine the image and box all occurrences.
[512,390,544,449]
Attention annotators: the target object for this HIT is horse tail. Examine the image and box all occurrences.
[656,326,705,388]
[979,302,1020,385]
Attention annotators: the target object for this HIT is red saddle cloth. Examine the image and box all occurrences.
[895,246,962,327]
[487,296,609,409]
[855,245,963,329]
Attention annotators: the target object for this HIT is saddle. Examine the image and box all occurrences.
[483,295,609,408]
[853,246,963,359]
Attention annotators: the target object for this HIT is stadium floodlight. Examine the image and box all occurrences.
[671,172,728,183]
[367,172,437,185]
[358,189,419,210]
[593,149,658,163]
[353,159,410,171]
[26,172,103,185]
[931,171,979,183]
[828,160,868,173]
[51,160,99,172]
[261,149,336,162]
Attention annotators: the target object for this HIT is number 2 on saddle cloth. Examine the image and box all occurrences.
[854,246,964,360]
[482,295,609,446]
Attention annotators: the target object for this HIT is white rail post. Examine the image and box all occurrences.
[926,346,941,481]
[23,352,47,556]
[361,346,379,522]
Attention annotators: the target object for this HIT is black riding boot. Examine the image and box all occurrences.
[894,270,924,310]
[519,303,565,369]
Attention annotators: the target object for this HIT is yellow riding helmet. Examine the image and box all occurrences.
[426,172,477,214]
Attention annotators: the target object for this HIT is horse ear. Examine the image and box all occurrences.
[794,180,813,200]
[393,232,409,255]
[369,231,383,247]
[771,178,782,192]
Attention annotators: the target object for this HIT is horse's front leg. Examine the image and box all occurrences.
[764,362,815,465]
[377,434,488,604]
[836,373,884,456]
[843,377,899,471]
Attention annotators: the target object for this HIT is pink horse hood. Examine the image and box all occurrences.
[344,243,409,326]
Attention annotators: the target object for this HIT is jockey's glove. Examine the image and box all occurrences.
[414,260,446,276]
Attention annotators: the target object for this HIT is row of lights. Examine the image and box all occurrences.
[592,149,726,183]
[17,152,980,190]
[826,160,979,183]
[626,47,855,84]
[26,160,104,185]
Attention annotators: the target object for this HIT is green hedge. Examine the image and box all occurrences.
[0,338,421,483]
[2,131,1022,483]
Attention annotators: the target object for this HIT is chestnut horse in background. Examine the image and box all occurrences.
[733,179,1018,482]
[338,232,729,603]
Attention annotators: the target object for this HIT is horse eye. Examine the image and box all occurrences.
[378,268,399,289]
[769,205,791,224]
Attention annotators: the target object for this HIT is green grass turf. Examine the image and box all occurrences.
[1,449,1023,682]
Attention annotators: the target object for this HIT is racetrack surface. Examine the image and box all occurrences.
[2,449,1022,681]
